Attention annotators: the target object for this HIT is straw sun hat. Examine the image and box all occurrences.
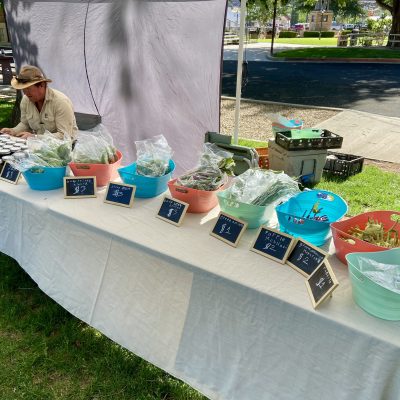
[11,65,52,90]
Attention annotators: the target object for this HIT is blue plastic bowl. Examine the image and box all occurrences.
[23,166,67,191]
[276,190,348,246]
[118,160,175,198]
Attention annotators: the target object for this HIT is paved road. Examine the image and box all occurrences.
[222,60,400,117]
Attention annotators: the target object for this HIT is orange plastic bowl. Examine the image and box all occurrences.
[331,210,400,264]
[69,150,123,187]
[168,178,226,213]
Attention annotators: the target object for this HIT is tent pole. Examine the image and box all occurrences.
[233,0,247,145]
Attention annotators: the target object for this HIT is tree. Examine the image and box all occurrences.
[292,0,364,21]
[247,0,290,27]
[375,0,400,47]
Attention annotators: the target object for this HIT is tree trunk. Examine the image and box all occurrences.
[388,0,400,47]
[11,90,22,127]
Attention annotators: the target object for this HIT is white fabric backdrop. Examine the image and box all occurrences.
[1,179,400,400]
[4,0,226,174]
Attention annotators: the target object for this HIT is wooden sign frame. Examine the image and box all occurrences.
[0,161,21,184]
[156,196,189,227]
[104,181,136,208]
[250,226,295,264]
[210,212,248,248]
[63,176,97,199]
[305,259,339,309]
[286,238,328,277]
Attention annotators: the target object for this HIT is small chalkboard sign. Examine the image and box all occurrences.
[104,182,136,208]
[306,260,339,309]
[210,212,248,247]
[286,239,327,277]
[0,162,20,184]
[156,196,189,226]
[251,227,295,264]
[64,176,97,198]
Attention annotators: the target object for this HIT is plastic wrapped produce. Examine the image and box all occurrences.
[358,256,400,294]
[72,124,118,164]
[225,169,300,206]
[9,132,72,172]
[176,143,234,191]
[135,135,173,177]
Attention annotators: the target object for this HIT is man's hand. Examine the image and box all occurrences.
[19,132,34,139]
[0,127,15,135]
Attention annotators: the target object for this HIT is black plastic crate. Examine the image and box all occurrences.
[275,129,343,151]
[323,152,364,177]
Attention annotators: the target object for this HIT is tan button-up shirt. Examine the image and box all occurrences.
[13,87,78,140]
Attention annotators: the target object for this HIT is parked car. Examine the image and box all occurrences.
[331,22,342,31]
[343,23,355,30]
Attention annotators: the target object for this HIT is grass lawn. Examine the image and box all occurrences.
[274,47,400,59]
[256,37,337,46]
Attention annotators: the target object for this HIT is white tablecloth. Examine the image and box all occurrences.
[1,178,399,400]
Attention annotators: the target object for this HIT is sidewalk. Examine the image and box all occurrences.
[224,42,400,63]
[314,109,400,164]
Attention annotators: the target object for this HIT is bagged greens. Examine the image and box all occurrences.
[9,132,72,172]
[72,124,118,164]
[224,169,300,207]
[135,135,173,177]
[176,143,235,191]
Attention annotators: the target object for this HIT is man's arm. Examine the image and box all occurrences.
[53,99,76,140]
[13,97,31,134]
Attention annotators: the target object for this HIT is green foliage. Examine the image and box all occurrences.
[293,0,365,19]
[341,29,353,35]
[303,31,335,37]
[246,0,290,26]
[279,31,297,38]
[0,100,13,128]
[367,17,392,33]
[275,47,400,58]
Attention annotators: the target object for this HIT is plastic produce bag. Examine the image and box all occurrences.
[176,143,234,191]
[358,256,400,294]
[72,124,118,164]
[9,131,72,172]
[225,169,300,206]
[135,135,173,177]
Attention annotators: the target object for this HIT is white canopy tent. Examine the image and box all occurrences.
[5,0,227,174]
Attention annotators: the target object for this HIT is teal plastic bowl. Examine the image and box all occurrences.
[118,160,175,198]
[217,190,275,229]
[23,166,67,190]
[346,248,400,321]
[276,190,348,246]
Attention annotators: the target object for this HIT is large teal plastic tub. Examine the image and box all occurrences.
[276,190,347,246]
[346,248,400,321]
[217,190,275,229]
[118,160,175,198]
[23,166,67,190]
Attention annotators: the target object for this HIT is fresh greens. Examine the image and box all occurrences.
[177,166,226,191]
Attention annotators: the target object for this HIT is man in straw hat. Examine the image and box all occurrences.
[1,65,77,140]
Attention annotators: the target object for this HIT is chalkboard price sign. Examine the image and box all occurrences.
[64,176,97,198]
[0,162,20,184]
[210,212,248,247]
[306,260,339,309]
[104,182,136,208]
[251,227,295,264]
[286,239,327,277]
[156,196,189,226]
